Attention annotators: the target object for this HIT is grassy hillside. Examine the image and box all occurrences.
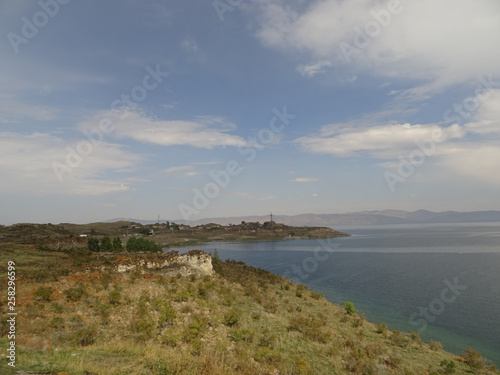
[1,243,498,375]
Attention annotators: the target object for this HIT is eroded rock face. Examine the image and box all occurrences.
[109,250,213,276]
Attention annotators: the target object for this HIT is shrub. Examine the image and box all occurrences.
[223,308,242,327]
[50,316,65,329]
[288,314,330,343]
[310,291,322,300]
[254,347,283,364]
[174,289,190,302]
[33,286,53,302]
[231,328,254,343]
[73,326,96,346]
[461,347,484,369]
[130,313,155,343]
[183,315,206,342]
[375,322,388,335]
[64,283,86,302]
[440,359,456,374]
[295,285,307,298]
[156,301,176,326]
[108,286,121,305]
[342,301,356,316]
[390,330,409,347]
[429,340,443,351]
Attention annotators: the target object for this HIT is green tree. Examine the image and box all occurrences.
[138,227,150,235]
[165,221,170,229]
[342,301,356,316]
[126,237,162,252]
[87,238,100,252]
[112,237,123,252]
[100,236,113,252]
[171,223,179,230]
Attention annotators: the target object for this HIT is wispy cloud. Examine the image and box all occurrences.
[296,60,332,77]
[295,88,500,186]
[252,0,500,98]
[289,177,319,183]
[0,132,142,195]
[78,110,248,149]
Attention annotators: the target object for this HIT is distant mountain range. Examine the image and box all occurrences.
[105,210,500,227]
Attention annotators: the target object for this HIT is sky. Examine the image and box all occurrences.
[1,0,500,225]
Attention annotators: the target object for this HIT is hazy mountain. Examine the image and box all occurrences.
[106,210,500,227]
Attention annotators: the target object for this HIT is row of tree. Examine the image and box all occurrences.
[87,236,162,253]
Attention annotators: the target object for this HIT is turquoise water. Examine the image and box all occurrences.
[178,223,500,366]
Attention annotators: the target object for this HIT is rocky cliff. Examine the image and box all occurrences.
[100,250,213,276]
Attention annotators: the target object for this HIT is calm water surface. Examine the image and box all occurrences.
[178,223,500,366]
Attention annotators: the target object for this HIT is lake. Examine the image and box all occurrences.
[178,222,500,366]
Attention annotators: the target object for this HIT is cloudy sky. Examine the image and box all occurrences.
[1,0,500,224]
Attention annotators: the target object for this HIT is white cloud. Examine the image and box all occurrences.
[436,143,500,185]
[296,60,332,77]
[0,132,142,196]
[295,123,465,157]
[295,87,500,186]
[465,89,500,135]
[252,0,500,97]
[180,37,200,54]
[0,94,59,123]
[78,110,248,149]
[289,177,319,183]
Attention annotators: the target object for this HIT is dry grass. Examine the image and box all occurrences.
[0,245,498,375]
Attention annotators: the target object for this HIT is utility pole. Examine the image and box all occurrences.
[270,212,273,222]
[157,214,160,225]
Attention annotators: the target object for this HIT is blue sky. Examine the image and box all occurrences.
[1,0,500,224]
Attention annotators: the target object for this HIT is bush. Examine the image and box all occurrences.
[108,286,121,305]
[183,315,206,342]
[342,301,356,316]
[230,328,254,343]
[223,308,242,327]
[376,322,388,335]
[64,283,86,302]
[288,314,330,343]
[390,330,409,347]
[156,301,176,326]
[429,340,443,351]
[440,359,456,374]
[461,347,484,369]
[130,313,155,343]
[33,286,53,302]
[254,347,283,364]
[50,316,65,329]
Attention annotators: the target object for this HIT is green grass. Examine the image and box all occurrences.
[1,244,499,375]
